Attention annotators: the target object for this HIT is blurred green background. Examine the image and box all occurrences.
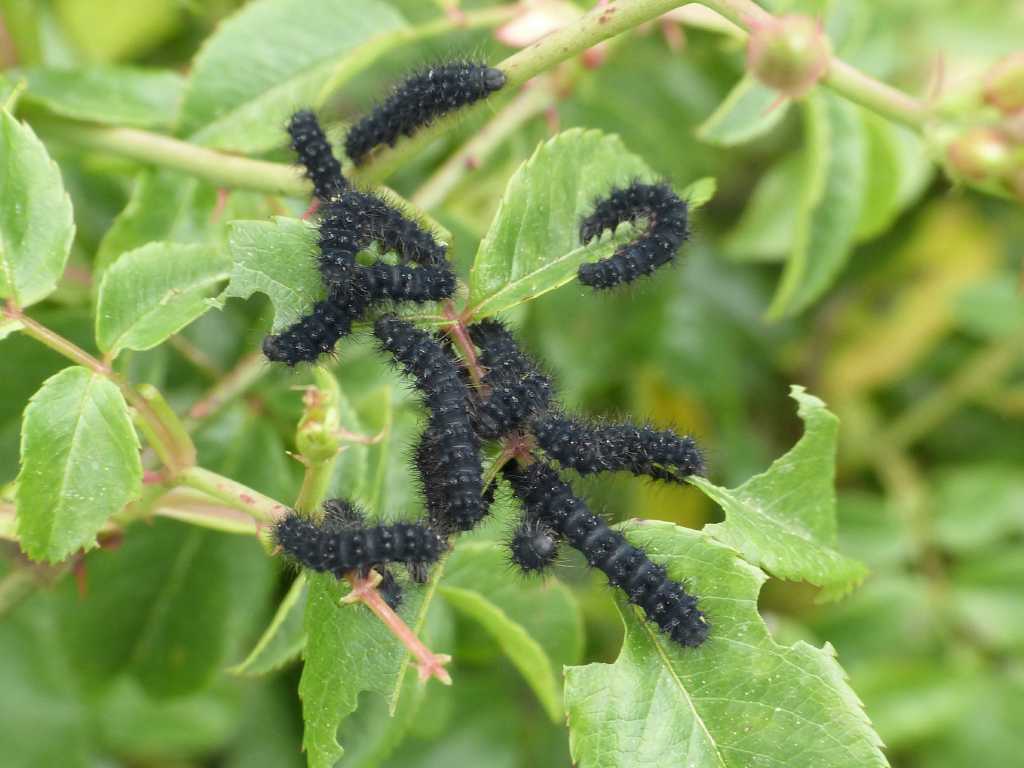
[1,0,1023,766]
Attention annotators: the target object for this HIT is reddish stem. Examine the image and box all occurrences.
[344,572,452,685]
[442,302,485,387]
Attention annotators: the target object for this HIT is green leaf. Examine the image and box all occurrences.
[15,366,141,562]
[564,522,888,768]
[439,541,584,721]
[468,129,714,318]
[298,378,444,767]
[59,518,274,698]
[53,0,183,63]
[298,571,443,768]
[96,242,230,357]
[0,109,75,308]
[94,170,218,275]
[696,75,790,147]
[934,463,1024,555]
[695,386,867,600]
[179,0,407,153]
[230,573,308,677]
[723,152,803,262]
[20,66,184,128]
[768,93,867,318]
[855,112,931,241]
[223,217,324,332]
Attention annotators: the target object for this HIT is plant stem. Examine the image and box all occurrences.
[186,351,268,425]
[441,302,484,388]
[5,302,109,375]
[178,466,288,523]
[26,0,928,198]
[411,79,555,211]
[4,302,193,472]
[343,571,452,685]
[35,116,308,195]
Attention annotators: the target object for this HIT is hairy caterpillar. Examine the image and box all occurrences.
[288,109,347,202]
[578,181,690,289]
[316,190,449,286]
[260,258,456,367]
[508,515,561,574]
[273,500,446,586]
[467,320,553,439]
[263,111,456,366]
[533,415,705,483]
[345,60,507,165]
[262,295,360,366]
[505,461,709,647]
[375,317,486,533]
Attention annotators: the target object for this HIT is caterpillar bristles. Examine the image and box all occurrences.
[504,461,709,648]
[273,500,446,584]
[578,181,690,289]
[345,59,506,165]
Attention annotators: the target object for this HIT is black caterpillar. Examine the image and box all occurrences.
[260,72,709,650]
[345,61,506,165]
[375,316,486,534]
[467,320,552,439]
[505,462,709,647]
[578,181,690,289]
[533,414,704,483]
[262,111,456,366]
[274,499,447,607]
[288,109,347,202]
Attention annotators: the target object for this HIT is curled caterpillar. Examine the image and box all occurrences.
[345,60,506,165]
[508,516,560,574]
[533,414,705,483]
[505,461,709,647]
[264,112,456,366]
[317,190,448,285]
[375,317,485,534]
[288,109,347,202]
[578,181,689,289]
[273,500,446,586]
[468,320,552,439]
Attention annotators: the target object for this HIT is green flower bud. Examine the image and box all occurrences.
[746,15,831,98]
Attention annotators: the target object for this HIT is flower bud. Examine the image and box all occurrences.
[746,15,831,98]
[946,127,1013,183]
[984,53,1024,115]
